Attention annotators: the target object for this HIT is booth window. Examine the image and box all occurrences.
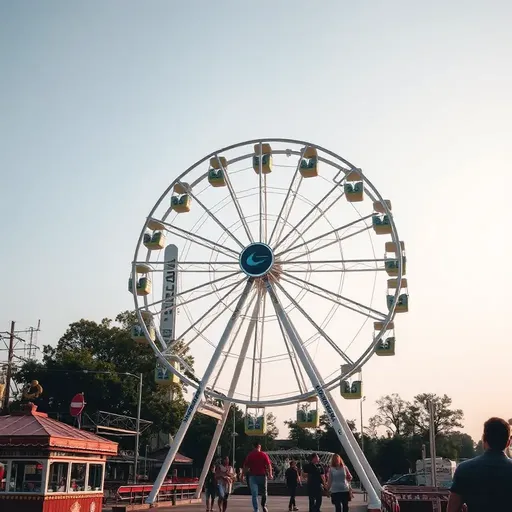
[11,461,43,492]
[0,461,7,492]
[70,463,86,492]
[87,464,103,491]
[47,462,69,492]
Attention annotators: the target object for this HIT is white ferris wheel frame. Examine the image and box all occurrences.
[131,137,404,408]
[131,138,405,510]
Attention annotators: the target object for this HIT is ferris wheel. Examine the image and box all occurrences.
[129,138,408,510]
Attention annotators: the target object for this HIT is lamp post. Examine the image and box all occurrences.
[231,404,238,468]
[360,396,366,455]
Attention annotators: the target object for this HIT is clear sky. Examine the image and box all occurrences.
[1,1,512,444]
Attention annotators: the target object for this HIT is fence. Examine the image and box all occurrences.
[115,482,199,505]
[382,486,467,512]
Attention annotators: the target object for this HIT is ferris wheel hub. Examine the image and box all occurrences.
[239,242,275,278]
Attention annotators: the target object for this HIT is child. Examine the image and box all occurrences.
[285,460,301,511]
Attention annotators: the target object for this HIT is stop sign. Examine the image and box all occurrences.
[70,393,85,417]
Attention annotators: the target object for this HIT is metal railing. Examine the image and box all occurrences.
[116,482,198,504]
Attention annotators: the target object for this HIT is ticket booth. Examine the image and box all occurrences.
[0,403,118,512]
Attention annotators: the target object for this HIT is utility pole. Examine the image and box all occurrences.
[2,321,15,413]
[360,396,366,455]
[133,373,143,484]
[428,400,437,487]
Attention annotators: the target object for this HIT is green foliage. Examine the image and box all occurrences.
[287,393,475,482]
[12,313,191,446]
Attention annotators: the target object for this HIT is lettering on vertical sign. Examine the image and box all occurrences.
[161,245,178,346]
[315,385,343,436]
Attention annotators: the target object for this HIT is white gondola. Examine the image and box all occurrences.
[252,143,272,174]
[128,275,151,296]
[296,397,319,428]
[299,147,319,178]
[340,379,363,399]
[372,200,393,234]
[208,156,228,187]
[155,360,181,386]
[374,321,395,356]
[384,240,406,277]
[386,278,409,313]
[131,311,155,344]
[245,407,266,436]
[143,230,166,250]
[344,170,364,202]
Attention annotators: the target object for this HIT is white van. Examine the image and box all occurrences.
[415,457,456,488]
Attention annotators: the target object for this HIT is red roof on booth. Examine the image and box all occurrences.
[0,404,118,455]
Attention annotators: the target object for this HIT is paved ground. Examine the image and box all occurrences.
[136,495,368,512]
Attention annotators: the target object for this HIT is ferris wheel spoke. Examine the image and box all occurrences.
[256,292,267,400]
[275,310,308,394]
[268,147,306,246]
[157,278,245,316]
[175,288,248,357]
[179,183,245,250]
[281,272,387,321]
[282,258,385,266]
[277,187,344,253]
[283,258,386,273]
[285,225,372,263]
[218,157,254,244]
[177,261,239,267]
[273,181,344,251]
[144,271,241,309]
[210,292,258,390]
[274,281,354,366]
[148,218,239,259]
[276,213,374,259]
[169,278,247,351]
[250,290,262,401]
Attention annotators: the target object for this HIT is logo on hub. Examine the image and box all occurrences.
[240,243,274,277]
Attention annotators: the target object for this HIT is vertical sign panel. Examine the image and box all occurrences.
[161,244,179,346]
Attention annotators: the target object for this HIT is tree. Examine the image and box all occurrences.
[368,394,411,437]
[285,419,318,450]
[409,394,464,436]
[12,313,190,442]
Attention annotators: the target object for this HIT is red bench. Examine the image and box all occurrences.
[116,482,199,504]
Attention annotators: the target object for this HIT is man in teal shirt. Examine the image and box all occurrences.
[448,417,512,511]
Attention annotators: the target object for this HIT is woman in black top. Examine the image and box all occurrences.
[285,460,301,511]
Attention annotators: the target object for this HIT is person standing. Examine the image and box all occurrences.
[327,454,352,512]
[205,464,217,512]
[447,417,512,511]
[303,453,326,512]
[243,442,273,512]
[216,456,235,512]
[285,460,301,511]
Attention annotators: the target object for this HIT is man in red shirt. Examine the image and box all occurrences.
[244,442,273,512]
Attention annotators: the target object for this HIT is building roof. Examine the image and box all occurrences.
[0,403,118,455]
[150,447,193,464]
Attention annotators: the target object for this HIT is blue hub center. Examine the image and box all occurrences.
[239,243,274,278]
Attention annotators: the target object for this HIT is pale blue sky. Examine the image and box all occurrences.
[1,1,512,441]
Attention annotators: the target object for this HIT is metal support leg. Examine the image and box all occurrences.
[287,316,381,496]
[194,299,260,498]
[266,281,381,511]
[146,279,254,505]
